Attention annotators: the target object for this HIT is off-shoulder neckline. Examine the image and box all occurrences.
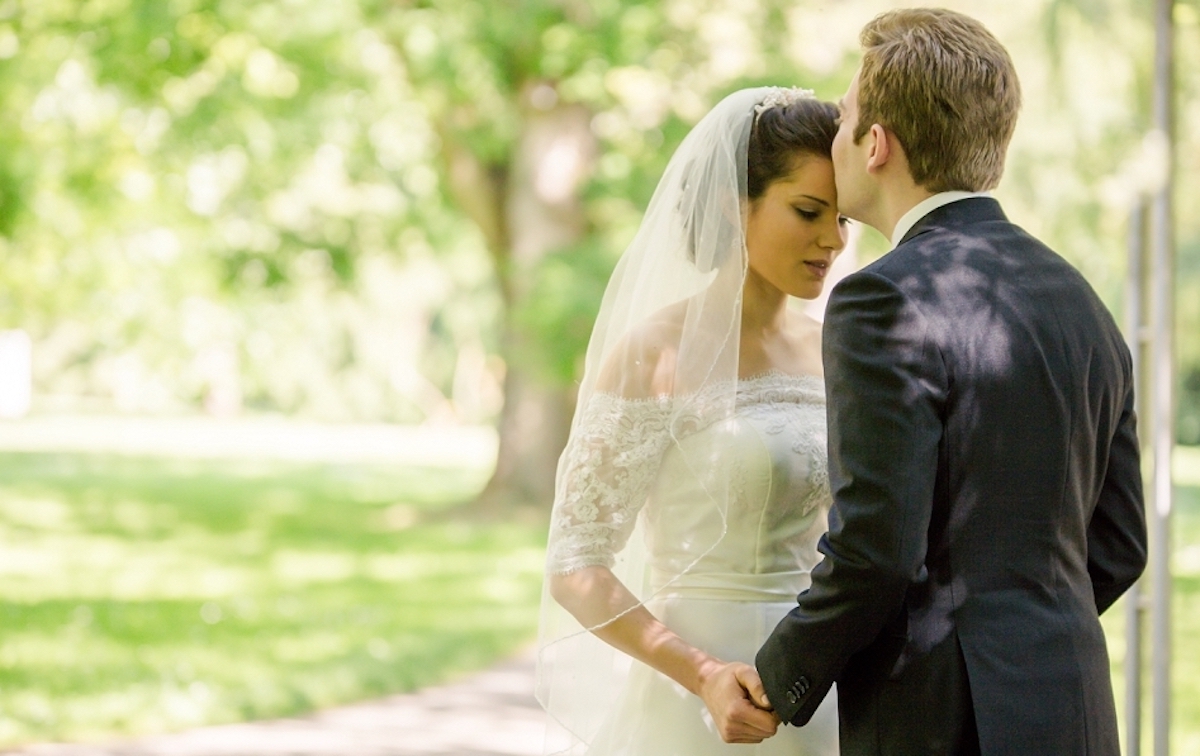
[738,370,823,385]
[589,371,823,405]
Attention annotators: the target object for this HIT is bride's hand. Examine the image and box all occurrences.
[697,660,781,743]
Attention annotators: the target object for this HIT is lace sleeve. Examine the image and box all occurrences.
[546,393,674,575]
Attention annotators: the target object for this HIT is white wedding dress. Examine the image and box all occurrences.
[545,372,839,755]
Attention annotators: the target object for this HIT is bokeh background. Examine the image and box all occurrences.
[0,0,1196,752]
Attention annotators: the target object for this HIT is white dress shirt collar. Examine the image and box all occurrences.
[890,191,993,248]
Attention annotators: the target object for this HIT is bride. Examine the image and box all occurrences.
[536,86,848,755]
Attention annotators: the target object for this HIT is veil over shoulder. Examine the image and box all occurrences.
[535,87,813,755]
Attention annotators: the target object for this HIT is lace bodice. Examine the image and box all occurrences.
[546,373,831,589]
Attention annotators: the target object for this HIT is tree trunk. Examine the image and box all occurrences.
[442,84,595,510]
[482,351,574,508]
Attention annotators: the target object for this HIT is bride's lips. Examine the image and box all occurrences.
[804,260,830,278]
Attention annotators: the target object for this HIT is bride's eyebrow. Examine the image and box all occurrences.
[796,194,831,207]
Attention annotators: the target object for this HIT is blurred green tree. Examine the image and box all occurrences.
[377,0,860,505]
[0,0,1195,505]
[0,1,489,423]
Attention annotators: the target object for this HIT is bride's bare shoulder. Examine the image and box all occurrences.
[594,302,687,399]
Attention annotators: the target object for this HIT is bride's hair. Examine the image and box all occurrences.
[747,98,839,199]
[681,95,840,270]
[681,95,838,270]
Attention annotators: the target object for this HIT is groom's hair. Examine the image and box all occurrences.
[856,8,1021,192]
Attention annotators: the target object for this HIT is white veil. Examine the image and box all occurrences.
[535,87,815,754]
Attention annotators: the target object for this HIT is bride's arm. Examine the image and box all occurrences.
[550,566,780,743]
[544,331,778,742]
[549,566,715,695]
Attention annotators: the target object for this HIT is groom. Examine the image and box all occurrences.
[707,8,1148,755]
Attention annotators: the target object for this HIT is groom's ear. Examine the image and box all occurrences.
[865,123,892,173]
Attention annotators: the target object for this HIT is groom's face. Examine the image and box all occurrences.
[832,71,870,222]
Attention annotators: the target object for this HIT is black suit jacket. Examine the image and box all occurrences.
[756,198,1147,755]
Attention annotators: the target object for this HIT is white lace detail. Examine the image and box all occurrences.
[735,370,824,406]
[546,373,828,575]
[739,374,830,517]
[546,393,674,575]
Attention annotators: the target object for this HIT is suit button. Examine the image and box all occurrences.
[796,677,810,695]
[786,691,797,704]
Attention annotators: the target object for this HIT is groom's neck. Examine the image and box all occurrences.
[871,181,936,244]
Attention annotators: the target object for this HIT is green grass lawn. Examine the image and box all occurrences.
[0,443,1195,750]
[0,451,547,746]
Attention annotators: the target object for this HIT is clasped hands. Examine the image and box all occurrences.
[697,661,781,743]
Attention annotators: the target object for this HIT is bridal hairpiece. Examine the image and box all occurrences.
[753,86,816,119]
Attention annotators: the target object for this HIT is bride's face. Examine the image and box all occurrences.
[744,156,848,301]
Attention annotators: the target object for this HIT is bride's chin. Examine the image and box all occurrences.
[789,284,824,301]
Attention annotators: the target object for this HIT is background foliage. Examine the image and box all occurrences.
[0,0,1195,440]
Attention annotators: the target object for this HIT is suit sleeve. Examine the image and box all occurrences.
[1087,356,1147,614]
[756,271,947,726]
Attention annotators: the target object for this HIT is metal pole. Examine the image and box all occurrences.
[1149,0,1175,753]
[1125,198,1146,756]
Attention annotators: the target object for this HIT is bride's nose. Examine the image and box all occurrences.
[822,220,848,253]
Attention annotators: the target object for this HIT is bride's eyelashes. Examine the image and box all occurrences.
[793,207,850,227]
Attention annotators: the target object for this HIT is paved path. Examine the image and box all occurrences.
[2,651,553,756]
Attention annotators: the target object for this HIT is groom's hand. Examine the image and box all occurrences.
[697,661,781,743]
